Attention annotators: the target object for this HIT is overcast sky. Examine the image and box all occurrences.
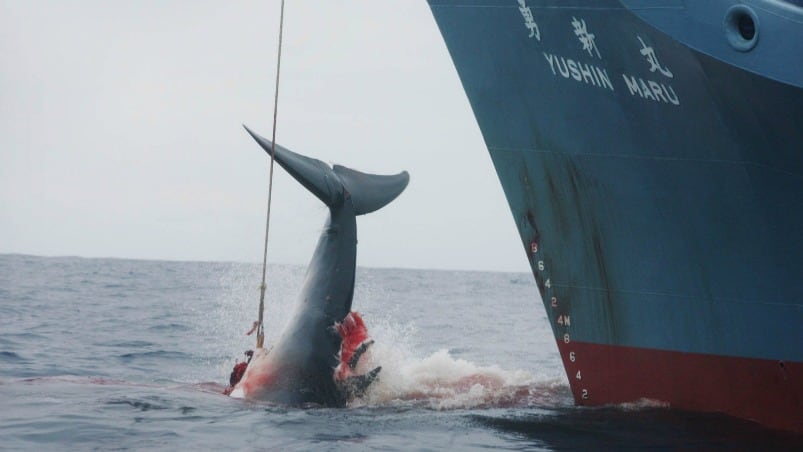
[0,1,529,272]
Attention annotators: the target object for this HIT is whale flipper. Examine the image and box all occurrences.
[348,339,375,370]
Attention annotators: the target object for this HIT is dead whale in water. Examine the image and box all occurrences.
[228,125,409,406]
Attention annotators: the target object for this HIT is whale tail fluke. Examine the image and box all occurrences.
[243,125,408,214]
[333,165,408,215]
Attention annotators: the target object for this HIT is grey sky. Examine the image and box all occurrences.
[1,1,528,272]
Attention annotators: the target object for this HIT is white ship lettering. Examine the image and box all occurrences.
[622,74,680,105]
[571,17,601,59]
[518,0,541,41]
[544,52,614,91]
[638,36,673,78]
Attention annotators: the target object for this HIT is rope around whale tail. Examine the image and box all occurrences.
[254,0,286,350]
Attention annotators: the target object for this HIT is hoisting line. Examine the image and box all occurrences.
[256,0,285,350]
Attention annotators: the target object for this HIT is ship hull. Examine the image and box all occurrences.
[559,342,802,433]
[428,0,803,432]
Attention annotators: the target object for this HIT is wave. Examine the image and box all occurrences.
[117,351,191,361]
[104,340,157,348]
[0,351,26,362]
[352,348,568,410]
[147,323,191,332]
[106,397,169,411]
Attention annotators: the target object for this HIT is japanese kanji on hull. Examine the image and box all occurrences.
[428,0,803,433]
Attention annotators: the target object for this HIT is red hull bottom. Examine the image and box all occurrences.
[557,341,803,433]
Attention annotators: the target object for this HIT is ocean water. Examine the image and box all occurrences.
[1,254,801,450]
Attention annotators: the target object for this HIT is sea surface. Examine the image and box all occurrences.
[1,254,801,450]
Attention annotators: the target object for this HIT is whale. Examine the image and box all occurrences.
[228,125,409,406]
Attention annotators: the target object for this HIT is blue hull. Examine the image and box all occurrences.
[428,0,803,431]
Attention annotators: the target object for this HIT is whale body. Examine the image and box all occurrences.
[229,125,409,406]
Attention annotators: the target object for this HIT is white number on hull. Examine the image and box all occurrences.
[557,315,571,326]
[545,279,551,289]
[576,370,582,380]
[569,351,576,362]
[537,260,545,271]
[563,333,571,344]
[551,297,557,308]
[581,389,589,400]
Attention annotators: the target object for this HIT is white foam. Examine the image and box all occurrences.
[352,344,559,409]
[615,398,670,411]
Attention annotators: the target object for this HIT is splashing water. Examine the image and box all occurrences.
[207,263,303,379]
[211,264,567,410]
[352,342,565,410]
